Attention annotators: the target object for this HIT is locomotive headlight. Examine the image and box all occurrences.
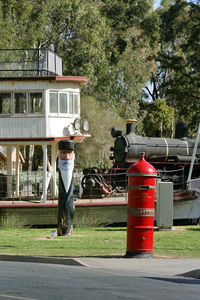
[73,118,81,131]
[82,120,90,133]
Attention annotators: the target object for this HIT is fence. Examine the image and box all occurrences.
[79,167,187,199]
[0,171,82,200]
[0,167,187,201]
[0,49,62,77]
[157,167,186,191]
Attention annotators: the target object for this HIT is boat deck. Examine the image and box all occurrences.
[0,191,199,226]
[0,196,128,226]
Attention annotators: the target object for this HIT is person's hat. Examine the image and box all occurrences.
[58,139,74,150]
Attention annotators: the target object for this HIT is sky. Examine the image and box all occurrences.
[154,0,161,10]
[154,0,197,9]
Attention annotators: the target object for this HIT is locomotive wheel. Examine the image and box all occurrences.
[114,186,126,193]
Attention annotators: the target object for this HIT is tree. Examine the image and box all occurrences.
[96,0,160,120]
[0,0,161,169]
[35,0,161,122]
[0,0,51,48]
[75,96,126,169]
[142,98,174,137]
[143,0,200,136]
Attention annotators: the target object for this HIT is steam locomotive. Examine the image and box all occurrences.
[81,120,200,197]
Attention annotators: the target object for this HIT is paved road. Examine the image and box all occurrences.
[0,257,199,300]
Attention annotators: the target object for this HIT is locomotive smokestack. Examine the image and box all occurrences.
[126,119,137,135]
[175,122,188,139]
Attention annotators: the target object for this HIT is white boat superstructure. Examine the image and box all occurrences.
[0,49,89,203]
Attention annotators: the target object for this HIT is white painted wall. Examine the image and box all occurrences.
[0,79,81,139]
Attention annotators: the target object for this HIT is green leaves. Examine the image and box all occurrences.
[151,0,200,135]
[142,98,174,137]
[1,0,199,139]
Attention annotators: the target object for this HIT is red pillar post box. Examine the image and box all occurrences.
[125,153,157,258]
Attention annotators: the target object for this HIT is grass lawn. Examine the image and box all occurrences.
[0,226,200,258]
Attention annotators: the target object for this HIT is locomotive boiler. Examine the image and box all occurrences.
[111,120,200,166]
[81,120,200,197]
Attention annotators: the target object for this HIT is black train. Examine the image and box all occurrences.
[81,120,200,196]
[109,120,200,191]
[111,120,200,166]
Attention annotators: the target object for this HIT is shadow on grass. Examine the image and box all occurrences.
[95,228,126,232]
[0,246,15,248]
[185,227,200,232]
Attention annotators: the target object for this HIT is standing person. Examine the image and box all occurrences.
[57,139,75,236]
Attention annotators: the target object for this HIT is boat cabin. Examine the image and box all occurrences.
[0,49,89,202]
[0,76,88,140]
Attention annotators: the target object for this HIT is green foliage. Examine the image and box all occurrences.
[0,214,29,229]
[147,0,200,134]
[160,0,175,10]
[44,0,111,86]
[0,0,200,143]
[74,213,109,228]
[142,98,174,137]
[0,0,160,129]
[0,0,49,48]
[96,0,160,119]
[75,96,125,169]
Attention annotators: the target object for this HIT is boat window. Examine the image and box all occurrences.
[73,94,78,114]
[0,93,11,114]
[49,91,79,115]
[14,92,27,114]
[50,92,58,113]
[69,93,73,114]
[28,92,43,113]
[59,93,68,113]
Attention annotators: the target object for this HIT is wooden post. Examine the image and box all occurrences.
[15,145,20,197]
[41,142,47,203]
[51,141,58,199]
[6,145,12,198]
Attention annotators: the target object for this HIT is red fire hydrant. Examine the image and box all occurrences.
[125,153,157,258]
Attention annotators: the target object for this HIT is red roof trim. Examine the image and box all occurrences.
[0,76,88,85]
[53,76,88,84]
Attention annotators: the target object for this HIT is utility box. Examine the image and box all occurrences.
[156,182,173,229]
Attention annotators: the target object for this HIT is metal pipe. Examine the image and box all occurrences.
[187,122,200,187]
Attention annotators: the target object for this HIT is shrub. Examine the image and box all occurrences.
[0,214,30,229]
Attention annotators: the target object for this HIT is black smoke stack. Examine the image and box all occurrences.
[175,122,188,139]
[126,119,136,135]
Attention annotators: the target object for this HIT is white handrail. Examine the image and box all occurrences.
[187,122,200,187]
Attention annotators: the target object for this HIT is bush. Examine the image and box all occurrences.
[74,213,110,228]
[0,215,30,229]
[75,96,126,170]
